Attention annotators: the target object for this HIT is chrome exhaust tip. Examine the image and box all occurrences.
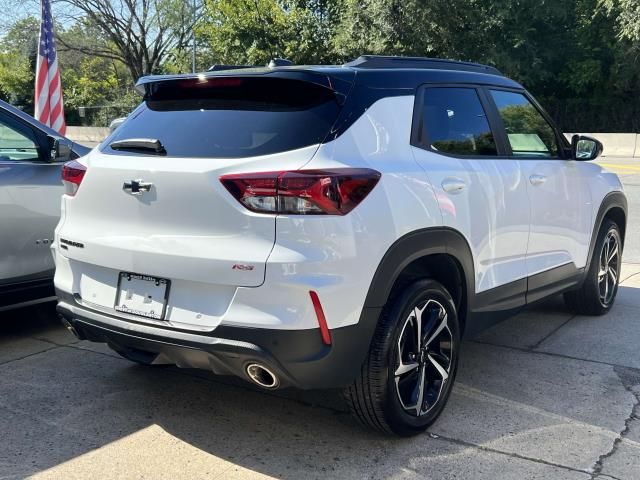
[60,317,80,339]
[246,363,279,389]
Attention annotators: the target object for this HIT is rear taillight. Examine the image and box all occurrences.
[220,169,381,215]
[61,160,86,196]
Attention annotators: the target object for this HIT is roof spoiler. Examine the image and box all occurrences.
[134,69,354,105]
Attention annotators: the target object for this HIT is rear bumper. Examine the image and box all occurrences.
[56,290,380,390]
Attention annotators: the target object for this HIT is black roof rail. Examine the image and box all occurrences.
[344,55,502,75]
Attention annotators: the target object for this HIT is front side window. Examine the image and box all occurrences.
[0,119,39,162]
[419,87,498,156]
[490,90,559,158]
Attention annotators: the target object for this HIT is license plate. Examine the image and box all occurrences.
[114,272,170,320]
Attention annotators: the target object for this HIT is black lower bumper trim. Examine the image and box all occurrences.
[0,277,54,309]
[56,292,379,390]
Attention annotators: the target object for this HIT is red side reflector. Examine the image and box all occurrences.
[309,291,331,346]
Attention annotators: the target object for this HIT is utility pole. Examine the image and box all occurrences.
[192,0,197,72]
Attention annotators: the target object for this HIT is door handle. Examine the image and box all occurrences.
[441,178,467,194]
[529,174,547,185]
[529,174,548,186]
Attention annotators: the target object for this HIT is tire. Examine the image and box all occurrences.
[344,279,460,436]
[564,219,622,315]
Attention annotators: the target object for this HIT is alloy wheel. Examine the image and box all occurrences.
[598,229,620,306]
[394,299,453,416]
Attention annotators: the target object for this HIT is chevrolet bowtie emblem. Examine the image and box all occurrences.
[123,179,153,195]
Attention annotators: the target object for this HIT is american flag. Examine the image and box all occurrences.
[35,0,66,135]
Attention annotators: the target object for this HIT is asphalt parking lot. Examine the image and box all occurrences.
[2,158,640,480]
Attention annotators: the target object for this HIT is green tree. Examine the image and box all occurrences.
[332,0,502,62]
[199,0,341,65]
[0,17,39,110]
[0,52,33,109]
[1,16,39,55]
[601,0,640,41]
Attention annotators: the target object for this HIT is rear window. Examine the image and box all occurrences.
[102,77,341,158]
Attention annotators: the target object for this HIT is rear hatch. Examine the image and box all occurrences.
[58,71,353,329]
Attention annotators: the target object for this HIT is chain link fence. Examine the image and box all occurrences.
[66,104,137,128]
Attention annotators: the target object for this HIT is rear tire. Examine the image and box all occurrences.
[344,279,460,436]
[564,219,622,315]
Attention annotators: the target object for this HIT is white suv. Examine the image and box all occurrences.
[54,56,627,436]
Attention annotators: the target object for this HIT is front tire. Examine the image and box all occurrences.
[344,279,460,436]
[564,219,622,315]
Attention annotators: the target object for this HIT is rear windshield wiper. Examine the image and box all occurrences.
[109,138,166,155]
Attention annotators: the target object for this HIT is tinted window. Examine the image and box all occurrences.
[420,87,497,156]
[490,90,559,157]
[0,118,38,162]
[103,77,341,158]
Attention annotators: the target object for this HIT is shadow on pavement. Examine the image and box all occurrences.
[0,301,58,335]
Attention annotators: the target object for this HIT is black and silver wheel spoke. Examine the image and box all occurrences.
[394,299,453,417]
[598,231,620,305]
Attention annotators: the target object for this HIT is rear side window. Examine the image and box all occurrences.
[417,87,498,156]
[102,77,341,158]
[490,90,559,158]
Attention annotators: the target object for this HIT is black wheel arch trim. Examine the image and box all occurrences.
[361,227,529,319]
[362,227,475,311]
[359,227,522,339]
[586,191,627,273]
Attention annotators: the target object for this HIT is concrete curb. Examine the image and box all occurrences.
[66,126,110,143]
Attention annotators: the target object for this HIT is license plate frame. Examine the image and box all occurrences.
[114,272,171,320]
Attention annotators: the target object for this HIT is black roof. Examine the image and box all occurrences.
[137,55,521,95]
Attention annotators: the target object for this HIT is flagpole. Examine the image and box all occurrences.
[191,0,196,73]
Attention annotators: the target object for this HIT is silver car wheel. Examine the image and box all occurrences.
[394,299,453,417]
[598,229,620,306]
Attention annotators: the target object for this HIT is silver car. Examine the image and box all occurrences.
[0,100,89,311]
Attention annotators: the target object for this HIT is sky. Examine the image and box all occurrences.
[0,0,77,37]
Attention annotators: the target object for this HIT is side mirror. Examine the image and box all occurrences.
[49,136,73,163]
[571,134,603,161]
